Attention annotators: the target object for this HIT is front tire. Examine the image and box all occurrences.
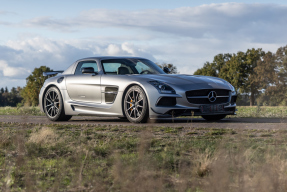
[124,85,149,123]
[201,114,226,121]
[43,87,72,121]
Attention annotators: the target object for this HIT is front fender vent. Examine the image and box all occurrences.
[104,87,118,103]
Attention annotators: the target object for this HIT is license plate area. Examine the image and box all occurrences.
[200,105,224,113]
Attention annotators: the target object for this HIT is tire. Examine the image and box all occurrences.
[201,114,226,121]
[43,86,72,121]
[123,85,149,123]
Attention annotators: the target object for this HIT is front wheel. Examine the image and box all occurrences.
[43,87,72,121]
[124,85,149,123]
[201,114,226,121]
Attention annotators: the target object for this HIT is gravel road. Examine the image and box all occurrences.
[1,115,287,129]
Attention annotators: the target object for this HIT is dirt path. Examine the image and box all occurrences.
[1,115,287,129]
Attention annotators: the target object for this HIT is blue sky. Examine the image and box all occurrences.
[0,0,287,89]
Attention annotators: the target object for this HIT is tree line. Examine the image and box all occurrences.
[194,45,287,106]
[0,87,23,107]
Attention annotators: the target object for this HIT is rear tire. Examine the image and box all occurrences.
[43,86,72,121]
[201,114,226,121]
[124,85,149,123]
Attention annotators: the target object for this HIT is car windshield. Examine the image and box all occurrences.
[101,59,165,75]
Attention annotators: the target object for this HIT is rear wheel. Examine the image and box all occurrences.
[124,85,149,123]
[43,87,72,121]
[201,114,226,121]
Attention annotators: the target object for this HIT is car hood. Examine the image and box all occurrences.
[135,74,231,90]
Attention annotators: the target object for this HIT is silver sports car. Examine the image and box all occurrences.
[39,57,237,123]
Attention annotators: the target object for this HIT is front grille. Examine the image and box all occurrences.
[186,89,230,104]
[186,89,230,97]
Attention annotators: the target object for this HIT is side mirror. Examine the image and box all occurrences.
[163,67,171,74]
[82,67,97,75]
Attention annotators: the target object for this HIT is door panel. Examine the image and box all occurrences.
[65,60,101,103]
[66,74,101,103]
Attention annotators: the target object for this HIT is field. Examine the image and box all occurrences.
[1,106,287,191]
[1,121,287,191]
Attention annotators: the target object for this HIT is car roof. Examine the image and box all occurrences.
[76,56,148,62]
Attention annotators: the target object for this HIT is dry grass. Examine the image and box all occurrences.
[28,127,58,145]
[1,122,287,191]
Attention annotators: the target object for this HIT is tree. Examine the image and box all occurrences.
[194,62,218,77]
[259,46,287,106]
[157,63,178,74]
[219,52,247,92]
[194,53,232,77]
[21,66,52,106]
[0,88,4,94]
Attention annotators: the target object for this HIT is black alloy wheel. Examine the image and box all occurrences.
[124,85,149,123]
[44,86,72,121]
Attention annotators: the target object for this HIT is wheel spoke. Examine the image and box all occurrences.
[137,105,143,108]
[46,98,53,104]
[126,106,133,112]
[49,92,53,101]
[129,108,134,116]
[46,103,53,107]
[133,108,136,118]
[47,92,53,101]
[137,98,143,103]
[47,107,52,114]
[133,90,135,100]
[125,101,132,104]
[128,94,132,101]
[135,92,139,102]
[135,108,140,117]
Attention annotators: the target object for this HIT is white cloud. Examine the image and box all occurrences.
[23,3,287,43]
[0,60,30,78]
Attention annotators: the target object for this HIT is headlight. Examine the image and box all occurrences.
[228,83,236,95]
[149,81,176,94]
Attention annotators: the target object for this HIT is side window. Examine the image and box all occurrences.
[102,63,121,75]
[102,62,134,75]
[75,61,98,75]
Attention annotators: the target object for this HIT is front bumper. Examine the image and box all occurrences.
[150,104,236,119]
[148,89,237,119]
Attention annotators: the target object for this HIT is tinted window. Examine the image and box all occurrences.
[75,60,98,75]
[101,59,164,75]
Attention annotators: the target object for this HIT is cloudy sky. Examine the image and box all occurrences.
[0,0,287,89]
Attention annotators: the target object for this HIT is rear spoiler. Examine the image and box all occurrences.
[43,71,64,77]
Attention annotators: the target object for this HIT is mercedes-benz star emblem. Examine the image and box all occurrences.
[208,91,217,102]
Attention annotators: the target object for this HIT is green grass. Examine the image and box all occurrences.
[235,106,287,118]
[1,123,287,191]
[0,106,43,116]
